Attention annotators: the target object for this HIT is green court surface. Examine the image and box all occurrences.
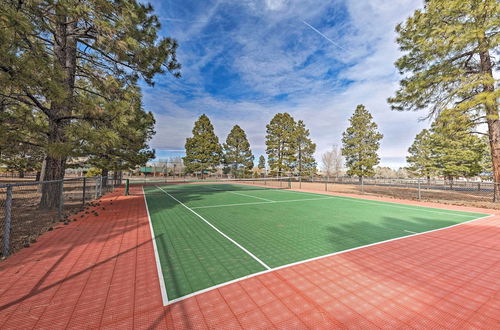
[143,182,489,302]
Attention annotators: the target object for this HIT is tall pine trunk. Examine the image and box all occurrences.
[479,46,500,202]
[486,119,500,201]
[40,120,68,209]
[39,13,77,209]
[39,153,66,209]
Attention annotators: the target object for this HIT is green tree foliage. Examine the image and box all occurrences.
[427,109,486,181]
[0,99,45,177]
[0,143,44,178]
[72,86,155,181]
[0,0,180,207]
[480,135,493,178]
[265,113,297,176]
[223,125,254,177]
[341,105,383,180]
[294,120,317,176]
[389,0,500,196]
[183,115,222,177]
[85,167,102,177]
[406,129,434,181]
[258,155,266,170]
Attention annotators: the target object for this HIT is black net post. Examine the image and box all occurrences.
[417,177,421,201]
[3,185,13,257]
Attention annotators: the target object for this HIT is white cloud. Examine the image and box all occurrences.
[145,0,427,168]
[264,0,288,11]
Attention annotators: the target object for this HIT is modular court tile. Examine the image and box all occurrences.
[144,183,488,301]
[0,185,498,329]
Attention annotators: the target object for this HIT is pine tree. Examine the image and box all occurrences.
[183,115,222,177]
[0,0,180,207]
[265,113,297,176]
[406,129,434,182]
[427,109,485,182]
[294,120,317,176]
[258,155,266,170]
[388,0,500,198]
[341,105,383,180]
[76,87,156,183]
[223,125,254,178]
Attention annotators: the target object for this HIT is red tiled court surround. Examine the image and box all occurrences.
[0,185,499,329]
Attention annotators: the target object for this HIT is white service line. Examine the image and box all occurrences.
[207,186,275,202]
[191,196,337,209]
[142,187,170,305]
[404,230,417,234]
[155,185,271,271]
[275,189,484,217]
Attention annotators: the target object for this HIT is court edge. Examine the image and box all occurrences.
[142,186,170,305]
[142,187,494,306]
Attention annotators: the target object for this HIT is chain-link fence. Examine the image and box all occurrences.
[0,176,121,258]
[290,176,500,207]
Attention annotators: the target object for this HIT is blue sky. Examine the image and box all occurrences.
[142,0,427,168]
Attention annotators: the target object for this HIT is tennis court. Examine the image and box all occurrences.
[143,179,490,303]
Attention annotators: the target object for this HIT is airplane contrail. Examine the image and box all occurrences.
[302,20,347,52]
[163,18,209,23]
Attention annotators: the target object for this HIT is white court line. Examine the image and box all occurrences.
[404,230,417,234]
[146,184,494,306]
[274,189,487,218]
[142,187,170,305]
[191,196,337,209]
[156,185,271,271]
[207,186,275,202]
[164,213,494,305]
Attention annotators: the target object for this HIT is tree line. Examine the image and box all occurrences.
[183,113,318,177]
[0,0,179,208]
[406,109,490,182]
[183,105,385,180]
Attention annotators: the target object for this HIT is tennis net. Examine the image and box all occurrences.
[140,177,292,194]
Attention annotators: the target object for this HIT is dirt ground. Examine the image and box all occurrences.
[0,178,107,257]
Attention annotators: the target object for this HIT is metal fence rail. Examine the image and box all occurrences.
[0,176,120,258]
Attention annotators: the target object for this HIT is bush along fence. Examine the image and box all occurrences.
[0,176,121,258]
